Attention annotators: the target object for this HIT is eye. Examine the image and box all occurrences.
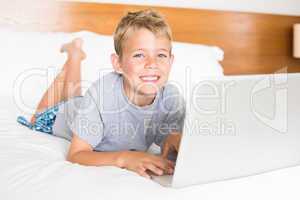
[133,53,144,58]
[158,53,168,58]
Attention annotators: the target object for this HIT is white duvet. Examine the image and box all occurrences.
[1,96,300,200]
[1,30,300,199]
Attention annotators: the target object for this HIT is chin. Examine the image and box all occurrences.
[138,89,158,97]
[137,85,159,97]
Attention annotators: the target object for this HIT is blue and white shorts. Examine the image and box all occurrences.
[17,97,82,141]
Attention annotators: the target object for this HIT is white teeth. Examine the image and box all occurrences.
[140,76,158,81]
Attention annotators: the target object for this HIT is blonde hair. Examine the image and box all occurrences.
[113,9,172,58]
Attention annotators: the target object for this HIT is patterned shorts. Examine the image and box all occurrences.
[17,103,62,134]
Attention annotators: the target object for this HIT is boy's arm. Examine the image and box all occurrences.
[156,94,186,158]
[161,132,182,159]
[67,134,174,178]
[67,134,122,167]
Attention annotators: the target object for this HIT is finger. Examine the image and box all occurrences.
[137,168,151,179]
[144,163,164,176]
[151,156,172,173]
[167,160,175,168]
[148,160,171,175]
[165,167,174,175]
[165,160,175,174]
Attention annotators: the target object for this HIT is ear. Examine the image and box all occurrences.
[111,53,123,74]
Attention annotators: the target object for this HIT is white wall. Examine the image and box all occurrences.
[62,0,300,16]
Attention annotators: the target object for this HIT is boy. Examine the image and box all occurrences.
[17,9,185,179]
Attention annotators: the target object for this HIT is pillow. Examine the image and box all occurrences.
[169,41,224,96]
[0,29,224,117]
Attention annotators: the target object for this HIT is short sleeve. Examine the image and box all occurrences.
[154,87,186,148]
[68,85,104,148]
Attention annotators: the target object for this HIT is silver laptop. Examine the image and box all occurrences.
[152,73,300,188]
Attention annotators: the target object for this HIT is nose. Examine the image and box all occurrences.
[145,56,157,69]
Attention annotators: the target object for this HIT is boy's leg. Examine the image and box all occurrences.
[62,38,85,100]
[31,38,86,123]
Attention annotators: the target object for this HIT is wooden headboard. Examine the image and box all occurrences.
[1,1,300,75]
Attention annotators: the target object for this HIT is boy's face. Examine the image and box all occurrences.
[111,28,174,99]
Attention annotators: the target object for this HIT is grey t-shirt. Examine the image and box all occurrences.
[54,72,185,152]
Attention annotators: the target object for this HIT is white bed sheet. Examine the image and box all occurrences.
[1,96,300,200]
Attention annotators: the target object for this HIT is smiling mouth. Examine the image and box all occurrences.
[139,75,160,83]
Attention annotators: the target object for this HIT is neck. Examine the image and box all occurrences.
[123,80,156,107]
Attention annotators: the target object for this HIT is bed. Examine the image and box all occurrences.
[1,1,300,199]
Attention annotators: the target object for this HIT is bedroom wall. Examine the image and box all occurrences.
[61,0,300,16]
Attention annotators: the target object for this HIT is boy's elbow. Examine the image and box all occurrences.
[66,134,94,164]
[66,150,93,165]
[66,153,76,163]
[66,150,84,164]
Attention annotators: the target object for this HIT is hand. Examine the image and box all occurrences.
[161,132,182,159]
[117,151,175,179]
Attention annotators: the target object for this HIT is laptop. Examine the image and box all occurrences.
[152,73,300,188]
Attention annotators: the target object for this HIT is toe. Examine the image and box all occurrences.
[73,38,83,48]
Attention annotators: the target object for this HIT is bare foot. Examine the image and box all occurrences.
[60,38,86,60]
